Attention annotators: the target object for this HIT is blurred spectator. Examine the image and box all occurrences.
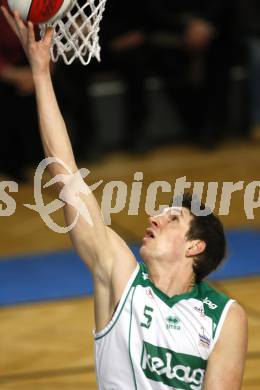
[0,4,42,181]
[52,0,97,161]
[54,60,99,162]
[99,0,149,152]
[147,0,234,148]
[237,0,260,141]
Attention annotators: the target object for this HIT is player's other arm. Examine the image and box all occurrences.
[203,303,248,390]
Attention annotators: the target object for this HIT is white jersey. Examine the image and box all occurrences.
[94,262,234,389]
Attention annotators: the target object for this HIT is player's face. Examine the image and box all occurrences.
[140,207,193,263]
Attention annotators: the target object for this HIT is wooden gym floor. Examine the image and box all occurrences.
[0,140,259,389]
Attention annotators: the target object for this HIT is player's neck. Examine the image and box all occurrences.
[148,261,195,297]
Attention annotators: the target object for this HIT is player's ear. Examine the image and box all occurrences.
[185,240,206,257]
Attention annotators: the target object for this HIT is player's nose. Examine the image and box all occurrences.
[149,215,161,229]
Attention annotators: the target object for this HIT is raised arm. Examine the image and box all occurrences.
[2,8,137,331]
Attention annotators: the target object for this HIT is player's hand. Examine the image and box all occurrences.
[1,6,53,76]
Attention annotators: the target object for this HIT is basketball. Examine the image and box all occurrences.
[7,0,73,24]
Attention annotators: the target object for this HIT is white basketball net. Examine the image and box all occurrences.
[39,0,107,65]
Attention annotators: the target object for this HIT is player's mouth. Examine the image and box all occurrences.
[143,228,155,240]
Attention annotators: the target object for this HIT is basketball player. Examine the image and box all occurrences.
[2,8,247,389]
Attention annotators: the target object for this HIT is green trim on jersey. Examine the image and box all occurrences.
[128,286,138,389]
[136,262,199,307]
[196,282,230,338]
[95,279,135,341]
[151,282,199,307]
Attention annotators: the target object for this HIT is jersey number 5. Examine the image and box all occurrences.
[140,305,154,329]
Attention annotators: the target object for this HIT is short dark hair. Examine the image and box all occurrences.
[176,192,226,283]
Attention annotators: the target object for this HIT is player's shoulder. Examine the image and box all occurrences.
[215,301,248,353]
[225,301,247,325]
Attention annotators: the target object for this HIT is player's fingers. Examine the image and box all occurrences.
[1,6,20,37]
[43,27,54,47]
[13,10,27,33]
[13,10,30,46]
[27,21,36,45]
